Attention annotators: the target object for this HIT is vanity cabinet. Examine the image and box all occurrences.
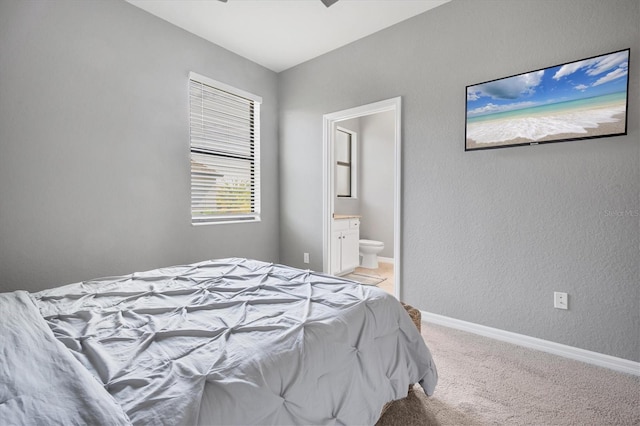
[331,218,360,275]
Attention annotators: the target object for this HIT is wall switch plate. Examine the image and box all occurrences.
[554,292,568,310]
[303,253,310,264]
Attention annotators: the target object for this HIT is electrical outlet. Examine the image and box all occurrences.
[303,253,310,264]
[554,292,568,310]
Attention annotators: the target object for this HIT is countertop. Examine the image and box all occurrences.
[333,214,362,220]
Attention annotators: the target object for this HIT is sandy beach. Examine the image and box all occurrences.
[466,110,626,150]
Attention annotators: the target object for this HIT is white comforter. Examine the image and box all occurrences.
[0,291,131,426]
[27,258,437,425]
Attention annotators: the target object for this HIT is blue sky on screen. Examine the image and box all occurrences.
[466,50,629,118]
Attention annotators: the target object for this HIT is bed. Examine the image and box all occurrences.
[0,258,437,425]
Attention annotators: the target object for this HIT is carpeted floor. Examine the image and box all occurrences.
[376,322,640,426]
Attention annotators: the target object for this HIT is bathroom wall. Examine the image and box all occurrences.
[359,111,395,258]
[333,112,395,259]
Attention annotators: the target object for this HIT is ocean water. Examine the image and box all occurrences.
[466,91,627,144]
[468,92,627,123]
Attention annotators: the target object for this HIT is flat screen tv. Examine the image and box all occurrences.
[465,48,630,151]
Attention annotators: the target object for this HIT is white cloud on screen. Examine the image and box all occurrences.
[586,52,628,76]
[593,67,628,87]
[552,60,588,80]
[553,51,628,80]
[468,70,544,100]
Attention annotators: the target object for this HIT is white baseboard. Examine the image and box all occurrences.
[378,257,394,265]
[421,311,640,377]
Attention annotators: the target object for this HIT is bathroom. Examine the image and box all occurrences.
[333,109,396,295]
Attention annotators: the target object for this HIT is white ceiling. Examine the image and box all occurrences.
[126,0,450,72]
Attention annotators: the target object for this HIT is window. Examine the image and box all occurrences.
[335,127,357,198]
[189,72,261,225]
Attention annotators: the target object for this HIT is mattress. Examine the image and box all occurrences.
[8,258,437,425]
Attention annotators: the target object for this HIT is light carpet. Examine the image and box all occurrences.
[376,322,639,425]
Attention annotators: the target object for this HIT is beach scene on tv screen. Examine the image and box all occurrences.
[466,49,629,150]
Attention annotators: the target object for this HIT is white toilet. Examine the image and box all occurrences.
[359,239,384,269]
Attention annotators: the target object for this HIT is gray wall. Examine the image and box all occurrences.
[279,0,639,362]
[0,0,279,293]
[359,111,395,258]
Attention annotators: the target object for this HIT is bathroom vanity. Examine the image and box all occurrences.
[331,215,360,275]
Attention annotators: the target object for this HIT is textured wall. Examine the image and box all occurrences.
[0,0,280,292]
[279,0,639,361]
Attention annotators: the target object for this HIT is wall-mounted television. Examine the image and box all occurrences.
[465,48,630,151]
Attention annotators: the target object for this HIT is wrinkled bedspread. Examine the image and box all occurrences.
[32,258,437,425]
[0,291,131,426]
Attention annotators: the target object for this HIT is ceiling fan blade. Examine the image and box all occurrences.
[321,0,339,7]
[218,0,337,6]
[218,0,336,6]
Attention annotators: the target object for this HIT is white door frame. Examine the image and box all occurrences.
[322,97,402,299]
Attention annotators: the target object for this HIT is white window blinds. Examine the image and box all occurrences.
[189,72,261,225]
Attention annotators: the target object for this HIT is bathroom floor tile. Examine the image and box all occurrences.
[354,262,394,296]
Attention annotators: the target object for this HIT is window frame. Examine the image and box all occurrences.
[335,126,358,199]
[188,71,262,226]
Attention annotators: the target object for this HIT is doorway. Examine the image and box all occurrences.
[322,97,402,299]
